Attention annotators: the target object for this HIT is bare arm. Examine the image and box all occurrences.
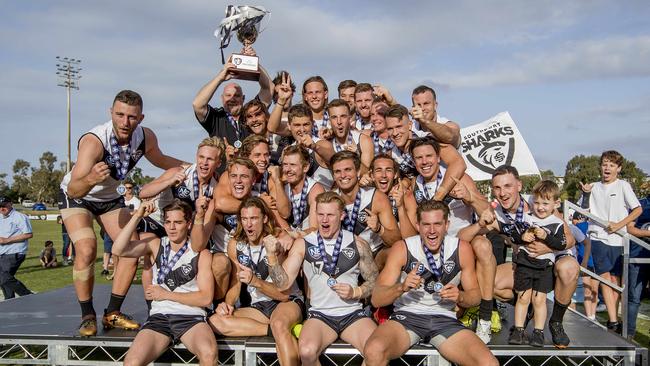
[112,203,155,258]
[139,167,185,199]
[456,240,481,308]
[373,191,401,246]
[223,239,242,306]
[0,233,32,245]
[267,237,304,291]
[192,63,235,122]
[66,134,108,198]
[371,240,408,307]
[434,145,466,201]
[359,134,375,175]
[269,167,291,219]
[143,128,187,170]
[420,120,461,148]
[312,140,335,168]
[355,237,379,299]
[627,222,650,238]
[256,64,273,107]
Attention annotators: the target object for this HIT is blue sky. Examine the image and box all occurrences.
[1,1,649,179]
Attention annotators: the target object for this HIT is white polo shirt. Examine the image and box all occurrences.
[587,179,640,247]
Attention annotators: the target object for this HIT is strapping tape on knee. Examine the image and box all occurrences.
[69,227,96,243]
[73,263,95,281]
[60,208,92,221]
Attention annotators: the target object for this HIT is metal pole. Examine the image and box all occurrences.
[622,236,629,339]
[66,85,71,173]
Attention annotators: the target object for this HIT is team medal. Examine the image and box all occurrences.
[433,282,444,293]
[234,140,242,149]
[110,131,132,195]
[317,230,344,290]
[116,183,127,195]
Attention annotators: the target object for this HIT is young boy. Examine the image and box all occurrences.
[580,150,642,331]
[40,240,58,268]
[509,180,567,347]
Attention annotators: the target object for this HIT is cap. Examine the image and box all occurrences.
[571,212,584,221]
[0,196,11,207]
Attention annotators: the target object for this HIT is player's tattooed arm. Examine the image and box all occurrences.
[356,237,379,299]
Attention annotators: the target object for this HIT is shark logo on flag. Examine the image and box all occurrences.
[460,112,539,181]
[466,138,515,174]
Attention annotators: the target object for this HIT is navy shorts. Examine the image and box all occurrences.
[58,188,125,216]
[591,240,623,276]
[307,307,370,335]
[137,217,167,238]
[251,296,305,319]
[141,313,206,345]
[389,311,466,348]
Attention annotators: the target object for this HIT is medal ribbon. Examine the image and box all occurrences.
[422,238,444,281]
[226,112,241,140]
[317,229,344,276]
[109,131,131,180]
[157,239,189,285]
[292,178,310,228]
[416,172,443,201]
[333,132,354,152]
[342,189,362,232]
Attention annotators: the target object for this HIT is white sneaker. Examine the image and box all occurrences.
[476,319,492,344]
[596,303,607,312]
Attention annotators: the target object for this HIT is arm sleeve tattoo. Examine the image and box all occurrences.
[356,237,379,299]
[269,262,290,290]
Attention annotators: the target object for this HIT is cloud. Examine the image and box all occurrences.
[437,35,650,88]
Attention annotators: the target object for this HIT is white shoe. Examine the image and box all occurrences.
[476,319,492,344]
[596,303,607,312]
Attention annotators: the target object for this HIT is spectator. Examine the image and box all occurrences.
[0,196,34,299]
[122,182,141,211]
[100,229,116,280]
[40,240,58,268]
[57,215,74,265]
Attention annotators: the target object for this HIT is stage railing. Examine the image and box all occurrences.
[563,200,650,338]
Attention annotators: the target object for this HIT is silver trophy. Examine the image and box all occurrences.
[215,5,270,81]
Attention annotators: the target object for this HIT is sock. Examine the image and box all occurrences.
[549,298,569,323]
[79,298,95,318]
[105,293,126,314]
[479,299,493,321]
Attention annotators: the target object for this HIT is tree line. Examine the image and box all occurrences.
[0,152,154,205]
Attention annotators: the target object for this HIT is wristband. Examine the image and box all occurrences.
[193,219,204,225]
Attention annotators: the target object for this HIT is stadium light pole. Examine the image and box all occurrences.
[56,56,82,174]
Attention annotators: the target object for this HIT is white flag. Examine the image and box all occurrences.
[459,111,539,181]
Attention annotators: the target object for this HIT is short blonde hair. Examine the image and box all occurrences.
[198,137,225,160]
[315,191,346,211]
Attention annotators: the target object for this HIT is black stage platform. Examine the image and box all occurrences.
[0,285,646,365]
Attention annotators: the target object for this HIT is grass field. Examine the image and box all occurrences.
[7,220,650,345]
[12,219,144,294]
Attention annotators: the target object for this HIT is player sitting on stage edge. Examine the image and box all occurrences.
[114,199,217,366]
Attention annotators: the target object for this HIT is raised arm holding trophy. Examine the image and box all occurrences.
[216,5,270,81]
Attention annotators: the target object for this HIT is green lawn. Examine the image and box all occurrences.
[13,219,143,294]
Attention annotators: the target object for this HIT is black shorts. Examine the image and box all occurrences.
[389,311,466,348]
[514,253,554,293]
[141,313,206,345]
[137,217,167,238]
[307,307,370,335]
[251,296,305,319]
[58,188,125,216]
